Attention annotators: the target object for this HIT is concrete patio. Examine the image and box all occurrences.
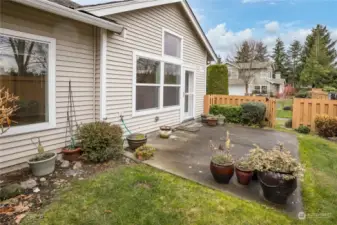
[130,123,303,217]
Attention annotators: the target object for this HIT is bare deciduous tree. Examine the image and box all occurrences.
[227,40,260,95]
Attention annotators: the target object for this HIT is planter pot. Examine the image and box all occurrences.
[207,118,218,127]
[258,171,297,204]
[127,133,147,151]
[201,114,208,123]
[217,118,225,125]
[28,152,57,177]
[62,147,82,161]
[159,126,172,139]
[235,167,253,185]
[210,161,234,184]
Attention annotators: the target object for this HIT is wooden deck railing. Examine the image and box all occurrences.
[204,95,276,128]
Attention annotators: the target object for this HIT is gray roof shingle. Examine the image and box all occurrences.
[47,0,81,9]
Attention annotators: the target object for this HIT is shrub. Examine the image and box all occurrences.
[135,145,156,160]
[285,119,292,128]
[295,125,310,134]
[207,64,228,95]
[240,102,266,126]
[77,122,123,163]
[322,86,337,93]
[283,106,292,111]
[295,90,309,98]
[315,115,337,137]
[209,105,242,123]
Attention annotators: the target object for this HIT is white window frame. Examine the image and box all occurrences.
[0,28,56,137]
[162,28,183,63]
[132,51,182,117]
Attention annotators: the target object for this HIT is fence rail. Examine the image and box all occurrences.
[292,98,337,131]
[204,95,276,128]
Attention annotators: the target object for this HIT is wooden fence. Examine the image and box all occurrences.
[204,95,277,128]
[292,98,337,131]
[311,88,329,100]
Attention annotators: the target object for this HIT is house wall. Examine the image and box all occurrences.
[0,2,96,173]
[104,3,207,134]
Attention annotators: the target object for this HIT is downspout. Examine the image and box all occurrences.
[93,26,96,121]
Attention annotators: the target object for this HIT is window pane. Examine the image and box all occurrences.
[0,35,48,127]
[262,86,267,94]
[164,63,181,84]
[164,32,181,58]
[136,57,160,84]
[136,86,159,111]
[164,87,180,107]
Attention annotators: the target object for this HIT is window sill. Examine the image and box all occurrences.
[0,122,56,137]
[133,106,180,118]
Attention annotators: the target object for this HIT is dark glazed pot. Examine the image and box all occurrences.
[252,170,258,181]
[127,133,147,151]
[201,114,208,123]
[207,118,218,127]
[61,147,81,161]
[235,167,253,185]
[258,171,297,204]
[210,161,234,184]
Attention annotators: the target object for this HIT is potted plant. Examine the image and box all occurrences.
[217,115,226,126]
[28,137,57,177]
[248,145,265,180]
[252,144,304,204]
[127,133,147,151]
[209,131,234,184]
[206,115,218,127]
[201,114,208,123]
[61,81,81,161]
[159,126,172,139]
[134,145,156,161]
[235,156,254,185]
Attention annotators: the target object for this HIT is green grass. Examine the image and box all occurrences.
[277,110,293,118]
[299,135,337,224]
[23,165,294,225]
[276,99,293,119]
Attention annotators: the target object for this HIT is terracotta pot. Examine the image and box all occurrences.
[258,171,297,204]
[210,161,234,184]
[207,118,218,127]
[61,147,81,161]
[235,167,253,185]
[127,133,147,151]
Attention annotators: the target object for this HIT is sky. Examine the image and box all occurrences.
[73,0,337,59]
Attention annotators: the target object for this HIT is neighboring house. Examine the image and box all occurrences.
[0,0,217,173]
[227,62,285,96]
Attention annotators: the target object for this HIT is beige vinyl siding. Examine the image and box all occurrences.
[0,2,95,173]
[105,3,207,134]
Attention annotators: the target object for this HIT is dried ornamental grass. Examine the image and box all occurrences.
[0,87,19,134]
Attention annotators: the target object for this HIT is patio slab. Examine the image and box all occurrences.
[141,123,303,218]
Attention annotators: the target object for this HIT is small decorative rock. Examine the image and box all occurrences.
[33,187,40,193]
[20,179,37,189]
[61,160,70,168]
[73,161,82,170]
[40,177,46,182]
[65,169,77,177]
[56,154,63,161]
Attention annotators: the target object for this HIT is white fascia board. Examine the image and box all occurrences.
[10,0,124,33]
[78,0,217,61]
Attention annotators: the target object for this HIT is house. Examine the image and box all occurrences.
[0,0,217,173]
[227,62,285,96]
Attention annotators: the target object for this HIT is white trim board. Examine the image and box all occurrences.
[100,28,107,121]
[77,0,217,61]
[0,28,56,137]
[10,0,124,33]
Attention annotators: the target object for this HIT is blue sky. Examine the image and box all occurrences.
[74,0,337,58]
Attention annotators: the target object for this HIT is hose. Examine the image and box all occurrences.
[120,115,132,135]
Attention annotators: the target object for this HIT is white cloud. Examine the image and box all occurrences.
[265,21,280,33]
[206,23,254,59]
[192,8,205,23]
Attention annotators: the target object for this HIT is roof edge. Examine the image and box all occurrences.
[77,0,217,61]
[11,0,124,33]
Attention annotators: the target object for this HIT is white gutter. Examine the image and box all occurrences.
[10,0,124,33]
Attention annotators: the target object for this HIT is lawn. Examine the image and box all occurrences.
[23,165,294,225]
[276,99,293,119]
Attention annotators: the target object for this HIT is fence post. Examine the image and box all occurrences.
[204,95,211,114]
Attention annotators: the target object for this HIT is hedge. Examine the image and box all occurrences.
[207,64,228,95]
[240,102,266,126]
[315,115,337,137]
[209,105,242,123]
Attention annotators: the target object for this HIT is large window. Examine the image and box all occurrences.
[0,29,56,135]
[163,30,182,59]
[133,52,182,116]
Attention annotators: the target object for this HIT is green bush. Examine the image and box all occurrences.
[207,64,228,95]
[315,115,337,137]
[77,122,123,163]
[209,104,242,123]
[295,90,309,98]
[240,102,266,126]
[285,119,292,128]
[322,86,337,93]
[295,125,311,134]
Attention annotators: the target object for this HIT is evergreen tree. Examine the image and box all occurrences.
[286,40,303,87]
[216,54,223,64]
[255,41,268,62]
[272,38,288,81]
[235,41,251,63]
